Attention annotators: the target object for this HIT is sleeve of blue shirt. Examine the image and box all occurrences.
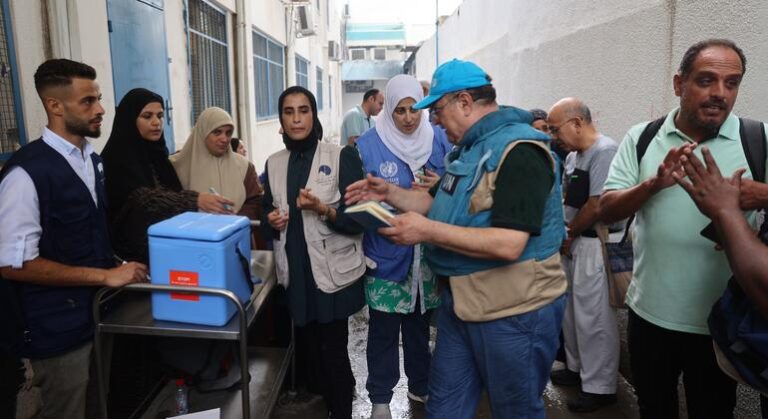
[0,167,42,269]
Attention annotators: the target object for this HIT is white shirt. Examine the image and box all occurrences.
[0,128,99,268]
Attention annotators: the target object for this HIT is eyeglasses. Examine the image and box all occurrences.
[429,94,460,118]
[548,118,579,136]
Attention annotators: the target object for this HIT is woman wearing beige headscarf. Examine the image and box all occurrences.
[171,107,262,220]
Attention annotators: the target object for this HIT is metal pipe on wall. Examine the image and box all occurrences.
[235,0,253,158]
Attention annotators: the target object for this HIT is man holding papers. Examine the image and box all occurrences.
[345,60,566,419]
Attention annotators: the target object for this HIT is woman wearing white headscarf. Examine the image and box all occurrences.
[354,74,452,418]
[171,107,263,220]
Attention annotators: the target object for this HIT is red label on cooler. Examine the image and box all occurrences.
[170,271,200,301]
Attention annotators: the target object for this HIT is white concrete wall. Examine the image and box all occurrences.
[8,0,46,144]
[250,0,344,171]
[165,0,192,149]
[413,0,768,142]
[9,0,115,151]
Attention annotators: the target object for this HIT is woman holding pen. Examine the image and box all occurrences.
[171,107,263,221]
[261,86,367,419]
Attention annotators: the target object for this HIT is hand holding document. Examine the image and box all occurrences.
[344,201,394,230]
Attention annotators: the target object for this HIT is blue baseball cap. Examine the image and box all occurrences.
[413,59,491,110]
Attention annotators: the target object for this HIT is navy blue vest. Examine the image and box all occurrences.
[0,138,113,358]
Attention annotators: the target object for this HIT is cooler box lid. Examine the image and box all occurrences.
[148,212,250,242]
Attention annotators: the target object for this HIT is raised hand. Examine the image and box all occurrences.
[345,174,390,205]
[296,188,324,213]
[648,143,697,194]
[412,169,441,190]
[673,146,744,219]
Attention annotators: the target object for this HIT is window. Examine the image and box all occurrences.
[253,31,284,119]
[328,75,332,110]
[373,48,386,60]
[0,0,25,160]
[350,49,365,60]
[295,55,309,89]
[188,0,231,122]
[316,67,323,111]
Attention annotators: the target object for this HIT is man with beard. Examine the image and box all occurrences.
[0,59,147,418]
[599,39,766,418]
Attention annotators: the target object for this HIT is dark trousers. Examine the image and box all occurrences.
[628,309,737,419]
[366,307,432,404]
[295,319,355,419]
[0,348,22,418]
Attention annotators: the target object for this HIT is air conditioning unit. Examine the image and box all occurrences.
[296,5,316,37]
[328,41,340,61]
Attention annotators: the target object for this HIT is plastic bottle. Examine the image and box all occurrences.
[174,378,189,415]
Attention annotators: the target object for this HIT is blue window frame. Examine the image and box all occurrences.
[295,55,309,89]
[253,30,284,119]
[187,0,231,122]
[0,0,26,161]
[316,67,323,111]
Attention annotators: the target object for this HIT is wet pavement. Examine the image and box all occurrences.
[273,308,764,418]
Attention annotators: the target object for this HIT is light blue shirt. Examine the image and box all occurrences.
[340,105,374,146]
[0,128,99,268]
[604,110,764,334]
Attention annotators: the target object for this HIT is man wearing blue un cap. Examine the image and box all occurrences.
[345,59,567,418]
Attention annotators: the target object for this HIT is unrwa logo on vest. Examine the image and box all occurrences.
[379,161,398,178]
[318,165,332,176]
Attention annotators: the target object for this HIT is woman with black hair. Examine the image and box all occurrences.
[261,86,366,419]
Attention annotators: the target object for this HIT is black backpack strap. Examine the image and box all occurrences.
[619,117,666,243]
[636,117,666,164]
[739,118,767,183]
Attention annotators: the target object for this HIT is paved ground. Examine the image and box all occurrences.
[273,308,764,419]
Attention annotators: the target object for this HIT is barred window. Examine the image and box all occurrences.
[253,31,284,119]
[0,0,25,160]
[316,67,323,111]
[188,0,231,122]
[295,55,309,89]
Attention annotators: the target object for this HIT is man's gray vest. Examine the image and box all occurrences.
[267,142,366,293]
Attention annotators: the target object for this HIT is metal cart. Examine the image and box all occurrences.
[92,253,293,418]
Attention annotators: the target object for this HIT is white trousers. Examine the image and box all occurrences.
[561,235,620,394]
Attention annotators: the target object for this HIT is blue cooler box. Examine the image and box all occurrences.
[148,212,253,326]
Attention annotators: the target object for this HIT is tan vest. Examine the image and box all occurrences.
[266,142,366,293]
[449,141,567,322]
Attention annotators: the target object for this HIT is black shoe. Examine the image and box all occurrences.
[566,391,617,413]
[549,369,581,387]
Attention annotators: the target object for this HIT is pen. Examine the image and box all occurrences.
[208,187,233,211]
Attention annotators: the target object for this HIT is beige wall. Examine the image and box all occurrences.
[414,0,768,142]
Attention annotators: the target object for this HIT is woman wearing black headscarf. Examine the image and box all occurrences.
[101,88,230,264]
[261,86,366,419]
